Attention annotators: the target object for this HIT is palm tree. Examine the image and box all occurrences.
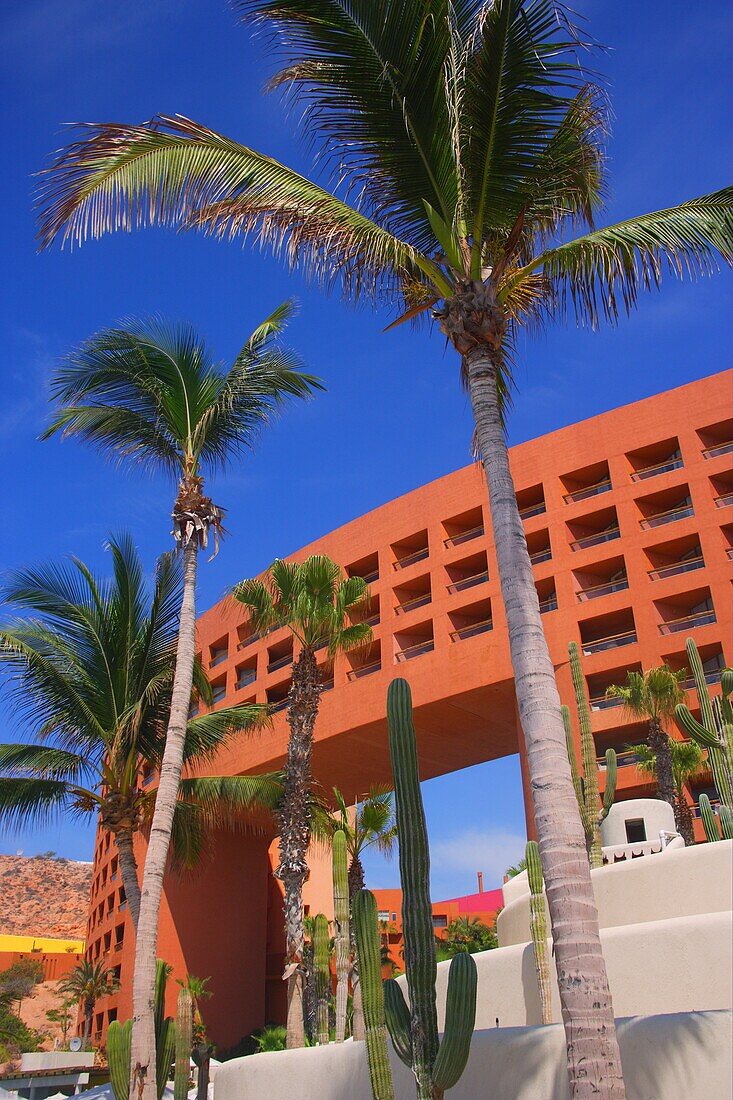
[233,556,372,1047]
[632,739,704,847]
[41,311,319,1100]
[606,667,686,812]
[59,960,116,1048]
[175,975,212,1045]
[0,537,282,931]
[35,5,733,1092]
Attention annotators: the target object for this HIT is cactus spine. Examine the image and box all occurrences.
[174,987,192,1100]
[526,841,552,1025]
[566,642,617,867]
[107,961,175,1100]
[384,679,477,1100]
[699,793,720,842]
[675,639,733,813]
[332,829,350,1042]
[313,913,331,1045]
[353,889,394,1100]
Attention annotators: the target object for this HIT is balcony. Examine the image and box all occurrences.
[443,506,484,549]
[582,628,637,656]
[268,697,288,714]
[267,653,293,673]
[659,609,716,635]
[529,547,552,565]
[639,502,694,530]
[539,593,558,614]
[577,575,628,601]
[627,437,683,482]
[396,638,435,661]
[444,524,484,549]
[703,442,733,460]
[450,619,493,642]
[562,460,612,504]
[691,798,720,818]
[347,642,381,682]
[392,530,429,571]
[237,630,262,650]
[516,484,546,522]
[347,551,379,585]
[447,570,488,594]
[715,492,733,508]
[698,417,733,460]
[648,556,704,581]
[590,693,624,712]
[518,501,546,521]
[211,681,227,704]
[527,527,552,566]
[394,574,432,616]
[347,657,382,682]
[571,526,620,552]
[236,665,257,690]
[597,749,641,770]
[395,593,432,614]
[536,577,557,615]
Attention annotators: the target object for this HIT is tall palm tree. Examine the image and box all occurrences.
[41,311,319,1100]
[0,537,281,931]
[59,960,116,1048]
[34,5,733,1093]
[606,667,686,812]
[233,556,371,1047]
[631,738,704,847]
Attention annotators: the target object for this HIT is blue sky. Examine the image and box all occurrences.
[0,1,730,897]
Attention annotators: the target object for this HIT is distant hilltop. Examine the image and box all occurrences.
[0,854,92,940]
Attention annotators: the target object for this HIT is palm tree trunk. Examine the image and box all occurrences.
[647,718,675,808]
[347,855,365,1041]
[83,1002,93,1049]
[462,329,625,1099]
[129,539,198,1100]
[277,647,320,1049]
[675,789,696,846]
[115,828,142,930]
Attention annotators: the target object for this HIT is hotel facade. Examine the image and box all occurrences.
[84,371,732,1049]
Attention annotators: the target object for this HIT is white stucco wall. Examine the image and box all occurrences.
[600,797,676,847]
[214,1010,732,1100]
[497,838,732,947]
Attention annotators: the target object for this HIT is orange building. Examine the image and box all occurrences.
[84,371,732,1050]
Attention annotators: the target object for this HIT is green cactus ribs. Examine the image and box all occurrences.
[332,828,351,1043]
[174,987,193,1100]
[108,961,176,1100]
[353,889,394,1100]
[526,841,552,1025]
[675,638,733,814]
[313,913,331,1045]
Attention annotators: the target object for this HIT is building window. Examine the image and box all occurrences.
[433,915,448,929]
[624,819,646,844]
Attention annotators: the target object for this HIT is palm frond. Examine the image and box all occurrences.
[183,703,269,765]
[0,778,74,831]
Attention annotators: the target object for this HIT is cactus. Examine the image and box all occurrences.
[565,642,617,867]
[699,793,720,842]
[107,1019,131,1100]
[674,640,733,813]
[526,841,552,1025]
[313,913,331,1045]
[721,804,733,841]
[174,988,192,1100]
[353,889,394,1100]
[332,829,350,1042]
[383,679,477,1100]
[107,961,175,1100]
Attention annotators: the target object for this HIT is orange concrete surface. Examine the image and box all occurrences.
[84,371,732,1048]
[372,887,503,972]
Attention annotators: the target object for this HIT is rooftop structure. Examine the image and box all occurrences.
[84,371,732,1048]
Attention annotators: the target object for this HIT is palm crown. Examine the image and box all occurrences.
[329,785,397,863]
[37,1,732,358]
[0,536,280,871]
[606,666,686,722]
[234,555,372,658]
[632,738,704,795]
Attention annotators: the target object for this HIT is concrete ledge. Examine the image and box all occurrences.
[214,1011,732,1100]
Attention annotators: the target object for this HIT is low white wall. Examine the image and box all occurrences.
[600,798,676,846]
[214,1011,732,1100]
[498,838,733,947]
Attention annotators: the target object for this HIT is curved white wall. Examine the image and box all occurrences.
[600,798,676,847]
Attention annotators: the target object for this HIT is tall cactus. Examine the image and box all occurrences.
[698,793,720,842]
[383,679,477,1100]
[566,642,617,867]
[332,829,350,1042]
[174,987,192,1100]
[526,841,552,1025]
[107,961,175,1100]
[674,639,733,813]
[353,889,394,1100]
[313,913,331,1045]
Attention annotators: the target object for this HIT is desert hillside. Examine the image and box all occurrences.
[0,855,92,939]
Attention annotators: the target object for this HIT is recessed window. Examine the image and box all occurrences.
[395,620,434,662]
[347,641,381,682]
[236,658,257,690]
[516,484,546,521]
[698,418,733,460]
[627,437,683,481]
[394,574,431,615]
[568,507,620,552]
[446,551,489,594]
[392,531,429,571]
[580,609,637,656]
[209,636,229,668]
[443,506,484,549]
[624,819,647,845]
[211,677,227,704]
[527,528,552,565]
[449,599,492,642]
[561,461,612,504]
[637,485,693,530]
[346,552,379,585]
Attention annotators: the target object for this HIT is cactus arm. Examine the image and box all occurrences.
[386,679,439,1098]
[174,989,193,1100]
[383,979,413,1068]
[562,705,584,815]
[601,750,617,818]
[156,1018,176,1100]
[432,952,478,1094]
[107,1019,131,1100]
[332,829,350,1043]
[686,639,715,730]
[699,794,720,842]
[353,890,395,1100]
[675,703,718,747]
[313,914,331,1045]
[526,841,553,1026]
[569,644,604,866]
[720,804,733,841]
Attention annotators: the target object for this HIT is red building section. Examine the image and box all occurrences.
[83,371,732,1050]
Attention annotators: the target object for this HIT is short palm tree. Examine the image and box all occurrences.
[36,5,733,1091]
[632,738,704,846]
[175,975,212,1045]
[0,537,280,931]
[59,960,116,1048]
[42,309,319,1100]
[233,555,371,1048]
[606,667,686,811]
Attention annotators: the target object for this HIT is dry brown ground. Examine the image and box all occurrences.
[0,855,92,939]
[17,980,71,1049]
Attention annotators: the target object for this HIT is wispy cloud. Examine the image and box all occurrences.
[430,827,526,898]
[0,327,56,439]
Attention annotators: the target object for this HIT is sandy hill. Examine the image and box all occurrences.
[0,855,92,939]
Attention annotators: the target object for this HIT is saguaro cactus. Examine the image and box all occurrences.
[382,679,477,1100]
[313,913,331,1045]
[526,841,552,1025]
[565,642,617,867]
[174,987,192,1100]
[698,793,721,842]
[107,961,175,1100]
[353,889,394,1100]
[332,829,350,1042]
[675,639,733,813]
